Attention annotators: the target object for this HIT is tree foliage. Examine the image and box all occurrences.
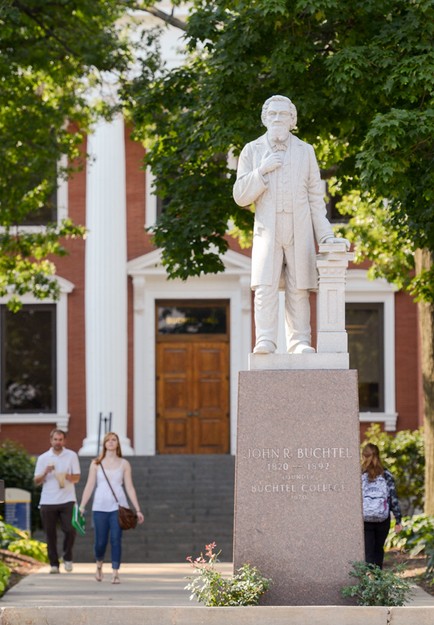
[123,0,433,294]
[0,0,132,309]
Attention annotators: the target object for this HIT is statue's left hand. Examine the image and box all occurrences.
[324,236,351,251]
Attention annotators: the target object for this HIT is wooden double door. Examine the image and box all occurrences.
[156,340,230,454]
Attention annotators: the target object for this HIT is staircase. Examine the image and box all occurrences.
[72,455,235,563]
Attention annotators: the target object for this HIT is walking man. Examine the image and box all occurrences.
[34,429,81,573]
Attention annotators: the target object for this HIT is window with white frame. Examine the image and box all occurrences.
[0,277,73,427]
[1,304,56,412]
[345,270,397,431]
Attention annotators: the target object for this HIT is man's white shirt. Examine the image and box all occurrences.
[34,448,80,505]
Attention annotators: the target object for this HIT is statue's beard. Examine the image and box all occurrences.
[268,127,290,144]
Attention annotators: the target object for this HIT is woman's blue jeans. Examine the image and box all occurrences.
[92,510,122,570]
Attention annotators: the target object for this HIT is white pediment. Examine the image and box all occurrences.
[127,247,251,278]
[0,275,74,305]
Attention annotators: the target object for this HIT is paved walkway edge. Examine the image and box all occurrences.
[1,606,433,625]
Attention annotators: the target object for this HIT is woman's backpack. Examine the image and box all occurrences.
[362,472,390,522]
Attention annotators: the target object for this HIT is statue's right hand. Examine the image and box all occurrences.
[259,153,283,176]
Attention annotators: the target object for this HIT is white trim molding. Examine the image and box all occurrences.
[346,269,398,431]
[56,154,69,222]
[127,248,252,455]
[0,275,74,429]
[145,168,157,229]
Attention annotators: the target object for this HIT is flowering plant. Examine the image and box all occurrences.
[185,542,271,606]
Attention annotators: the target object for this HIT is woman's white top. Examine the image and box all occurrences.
[92,459,129,512]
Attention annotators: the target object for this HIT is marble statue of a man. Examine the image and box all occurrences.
[233,95,347,354]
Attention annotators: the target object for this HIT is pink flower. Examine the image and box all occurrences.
[186,542,219,571]
[205,542,217,557]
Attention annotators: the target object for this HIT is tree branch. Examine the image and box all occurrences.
[130,4,187,31]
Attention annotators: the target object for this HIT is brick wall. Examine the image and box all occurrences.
[394,291,421,430]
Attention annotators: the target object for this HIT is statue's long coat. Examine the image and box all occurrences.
[233,132,333,290]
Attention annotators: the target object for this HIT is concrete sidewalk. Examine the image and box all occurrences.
[0,562,217,607]
[1,562,433,608]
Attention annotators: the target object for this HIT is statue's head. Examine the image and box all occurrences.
[261,95,297,131]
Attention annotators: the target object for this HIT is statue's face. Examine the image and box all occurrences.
[264,100,292,134]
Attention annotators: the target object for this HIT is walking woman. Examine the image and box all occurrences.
[79,432,144,584]
[361,443,402,568]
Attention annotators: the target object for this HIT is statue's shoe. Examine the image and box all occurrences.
[253,340,276,354]
[290,342,315,354]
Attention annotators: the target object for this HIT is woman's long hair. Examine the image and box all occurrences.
[361,443,384,481]
[95,432,123,465]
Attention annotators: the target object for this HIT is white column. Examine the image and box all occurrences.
[79,115,133,455]
[316,243,354,353]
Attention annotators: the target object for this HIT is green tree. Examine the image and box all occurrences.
[123,0,434,512]
[0,0,133,310]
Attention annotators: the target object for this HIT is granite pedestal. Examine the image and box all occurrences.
[234,368,364,605]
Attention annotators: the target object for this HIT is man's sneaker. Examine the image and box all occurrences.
[50,566,60,574]
[64,561,73,572]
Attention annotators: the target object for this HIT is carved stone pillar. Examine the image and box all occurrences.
[316,243,354,354]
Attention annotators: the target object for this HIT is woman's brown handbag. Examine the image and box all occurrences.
[118,505,138,530]
[100,464,138,530]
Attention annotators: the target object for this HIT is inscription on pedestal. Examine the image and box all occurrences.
[246,445,351,496]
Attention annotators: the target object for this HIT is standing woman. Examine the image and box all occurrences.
[361,443,402,568]
[79,432,144,583]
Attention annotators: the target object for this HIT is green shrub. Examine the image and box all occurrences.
[0,517,26,549]
[385,514,434,580]
[0,517,48,563]
[0,561,11,597]
[426,543,434,579]
[362,424,424,515]
[185,542,271,606]
[342,561,414,606]
[386,514,434,555]
[7,539,48,563]
[0,439,40,531]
